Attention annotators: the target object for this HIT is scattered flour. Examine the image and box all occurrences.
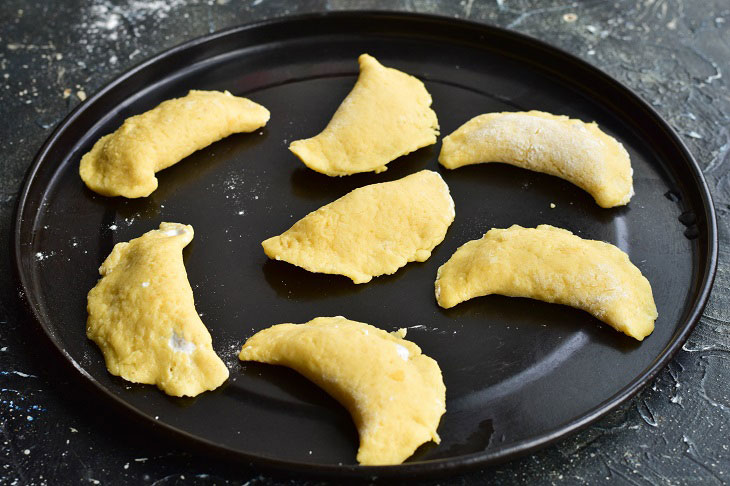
[168,330,195,354]
[221,170,267,215]
[89,0,189,30]
[75,0,191,48]
[34,251,55,261]
[394,344,409,361]
[163,227,187,237]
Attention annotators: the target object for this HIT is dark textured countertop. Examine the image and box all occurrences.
[1,1,728,484]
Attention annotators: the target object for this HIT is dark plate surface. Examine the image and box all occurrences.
[13,12,717,478]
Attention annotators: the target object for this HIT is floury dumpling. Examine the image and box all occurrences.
[439,111,633,208]
[262,170,455,284]
[86,223,229,396]
[435,225,657,340]
[239,316,446,465]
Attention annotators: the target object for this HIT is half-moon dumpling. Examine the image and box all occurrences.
[80,90,270,198]
[439,111,633,208]
[289,54,439,176]
[86,222,229,396]
[239,316,446,465]
[262,170,455,284]
[435,225,657,340]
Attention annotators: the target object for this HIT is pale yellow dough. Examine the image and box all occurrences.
[86,223,229,397]
[438,111,633,208]
[435,225,657,340]
[262,170,455,284]
[238,316,446,465]
[289,54,439,176]
[80,90,270,198]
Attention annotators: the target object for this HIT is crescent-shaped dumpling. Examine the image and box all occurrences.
[289,54,439,176]
[238,316,446,465]
[80,90,270,198]
[435,225,657,340]
[262,170,455,284]
[438,111,633,208]
[86,223,229,396]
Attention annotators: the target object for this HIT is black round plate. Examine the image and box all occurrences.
[13,12,717,478]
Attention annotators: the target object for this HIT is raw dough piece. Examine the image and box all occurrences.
[289,54,439,176]
[438,111,633,208]
[86,222,229,396]
[262,170,455,284]
[80,90,270,198]
[239,316,446,465]
[435,225,657,340]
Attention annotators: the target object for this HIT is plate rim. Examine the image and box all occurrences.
[12,10,719,478]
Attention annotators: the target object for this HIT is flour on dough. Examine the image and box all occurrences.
[80,90,270,198]
[86,222,229,396]
[239,316,446,465]
[439,111,633,208]
[262,170,455,284]
[289,54,439,176]
[435,225,657,340]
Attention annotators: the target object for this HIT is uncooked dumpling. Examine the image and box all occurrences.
[289,54,439,176]
[239,316,446,465]
[86,222,229,396]
[262,170,455,284]
[435,225,657,340]
[80,90,270,198]
[439,111,633,208]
